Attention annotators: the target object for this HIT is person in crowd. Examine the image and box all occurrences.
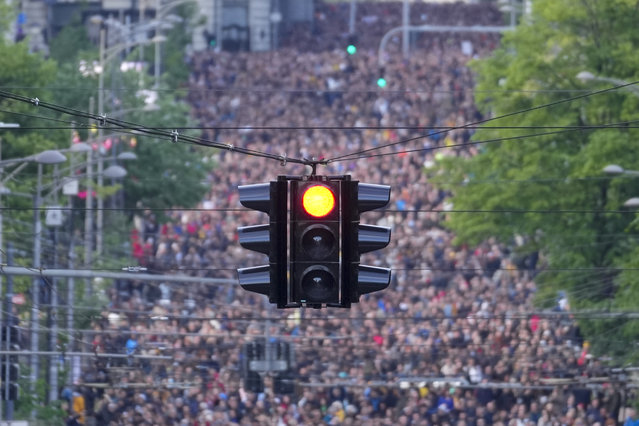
[74,2,627,424]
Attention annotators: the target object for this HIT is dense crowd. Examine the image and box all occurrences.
[281,1,502,51]
[64,2,637,425]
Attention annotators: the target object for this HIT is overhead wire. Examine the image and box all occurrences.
[2,172,627,190]
[0,90,304,166]
[0,84,603,94]
[329,119,639,161]
[5,124,639,131]
[5,264,637,274]
[0,33,636,396]
[0,68,635,323]
[3,84,639,169]
[327,80,639,163]
[13,305,639,325]
[0,206,637,214]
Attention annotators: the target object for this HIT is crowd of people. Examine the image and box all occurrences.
[66,2,637,425]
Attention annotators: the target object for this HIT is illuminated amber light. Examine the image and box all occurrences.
[302,185,335,217]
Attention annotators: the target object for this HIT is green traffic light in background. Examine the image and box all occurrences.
[377,77,387,88]
[347,44,357,55]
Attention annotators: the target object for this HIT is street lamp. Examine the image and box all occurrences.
[603,164,639,209]
[117,152,138,161]
[603,164,639,177]
[95,25,165,259]
[0,146,131,404]
[577,71,639,96]
[103,164,128,179]
[70,142,92,153]
[31,150,67,403]
[624,198,639,208]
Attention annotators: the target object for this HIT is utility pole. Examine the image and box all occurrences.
[30,165,42,403]
[67,123,77,385]
[154,0,161,88]
[349,0,356,35]
[48,170,59,403]
[4,244,15,421]
[0,135,3,422]
[402,0,410,59]
[85,96,94,298]
[67,236,77,385]
[97,27,106,261]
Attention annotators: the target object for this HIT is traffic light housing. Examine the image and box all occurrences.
[237,179,287,308]
[342,182,392,305]
[377,66,387,88]
[346,33,358,55]
[237,176,391,308]
[240,339,294,393]
[290,179,341,307]
[241,340,265,393]
[204,30,217,49]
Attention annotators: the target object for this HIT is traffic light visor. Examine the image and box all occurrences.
[302,185,335,218]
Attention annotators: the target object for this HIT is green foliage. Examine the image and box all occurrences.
[0,2,14,37]
[0,23,65,300]
[48,21,96,116]
[161,6,195,89]
[434,0,639,361]
[15,376,65,424]
[122,94,211,216]
[49,16,93,64]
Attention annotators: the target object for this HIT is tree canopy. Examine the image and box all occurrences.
[434,0,639,360]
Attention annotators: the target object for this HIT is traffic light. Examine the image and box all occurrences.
[377,66,387,88]
[237,179,287,308]
[237,176,392,308]
[346,33,358,55]
[290,179,341,307]
[204,30,217,49]
[342,182,392,305]
[241,340,265,393]
[1,325,20,401]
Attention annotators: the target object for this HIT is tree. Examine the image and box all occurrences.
[119,93,211,214]
[43,17,212,219]
[434,0,639,360]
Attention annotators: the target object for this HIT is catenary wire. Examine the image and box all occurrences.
[330,119,639,161]
[6,124,639,131]
[0,84,603,94]
[327,80,639,163]
[7,103,639,133]
[0,90,305,166]
[0,206,636,214]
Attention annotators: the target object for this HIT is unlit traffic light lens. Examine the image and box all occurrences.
[301,225,336,259]
[302,185,335,217]
[301,266,337,301]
